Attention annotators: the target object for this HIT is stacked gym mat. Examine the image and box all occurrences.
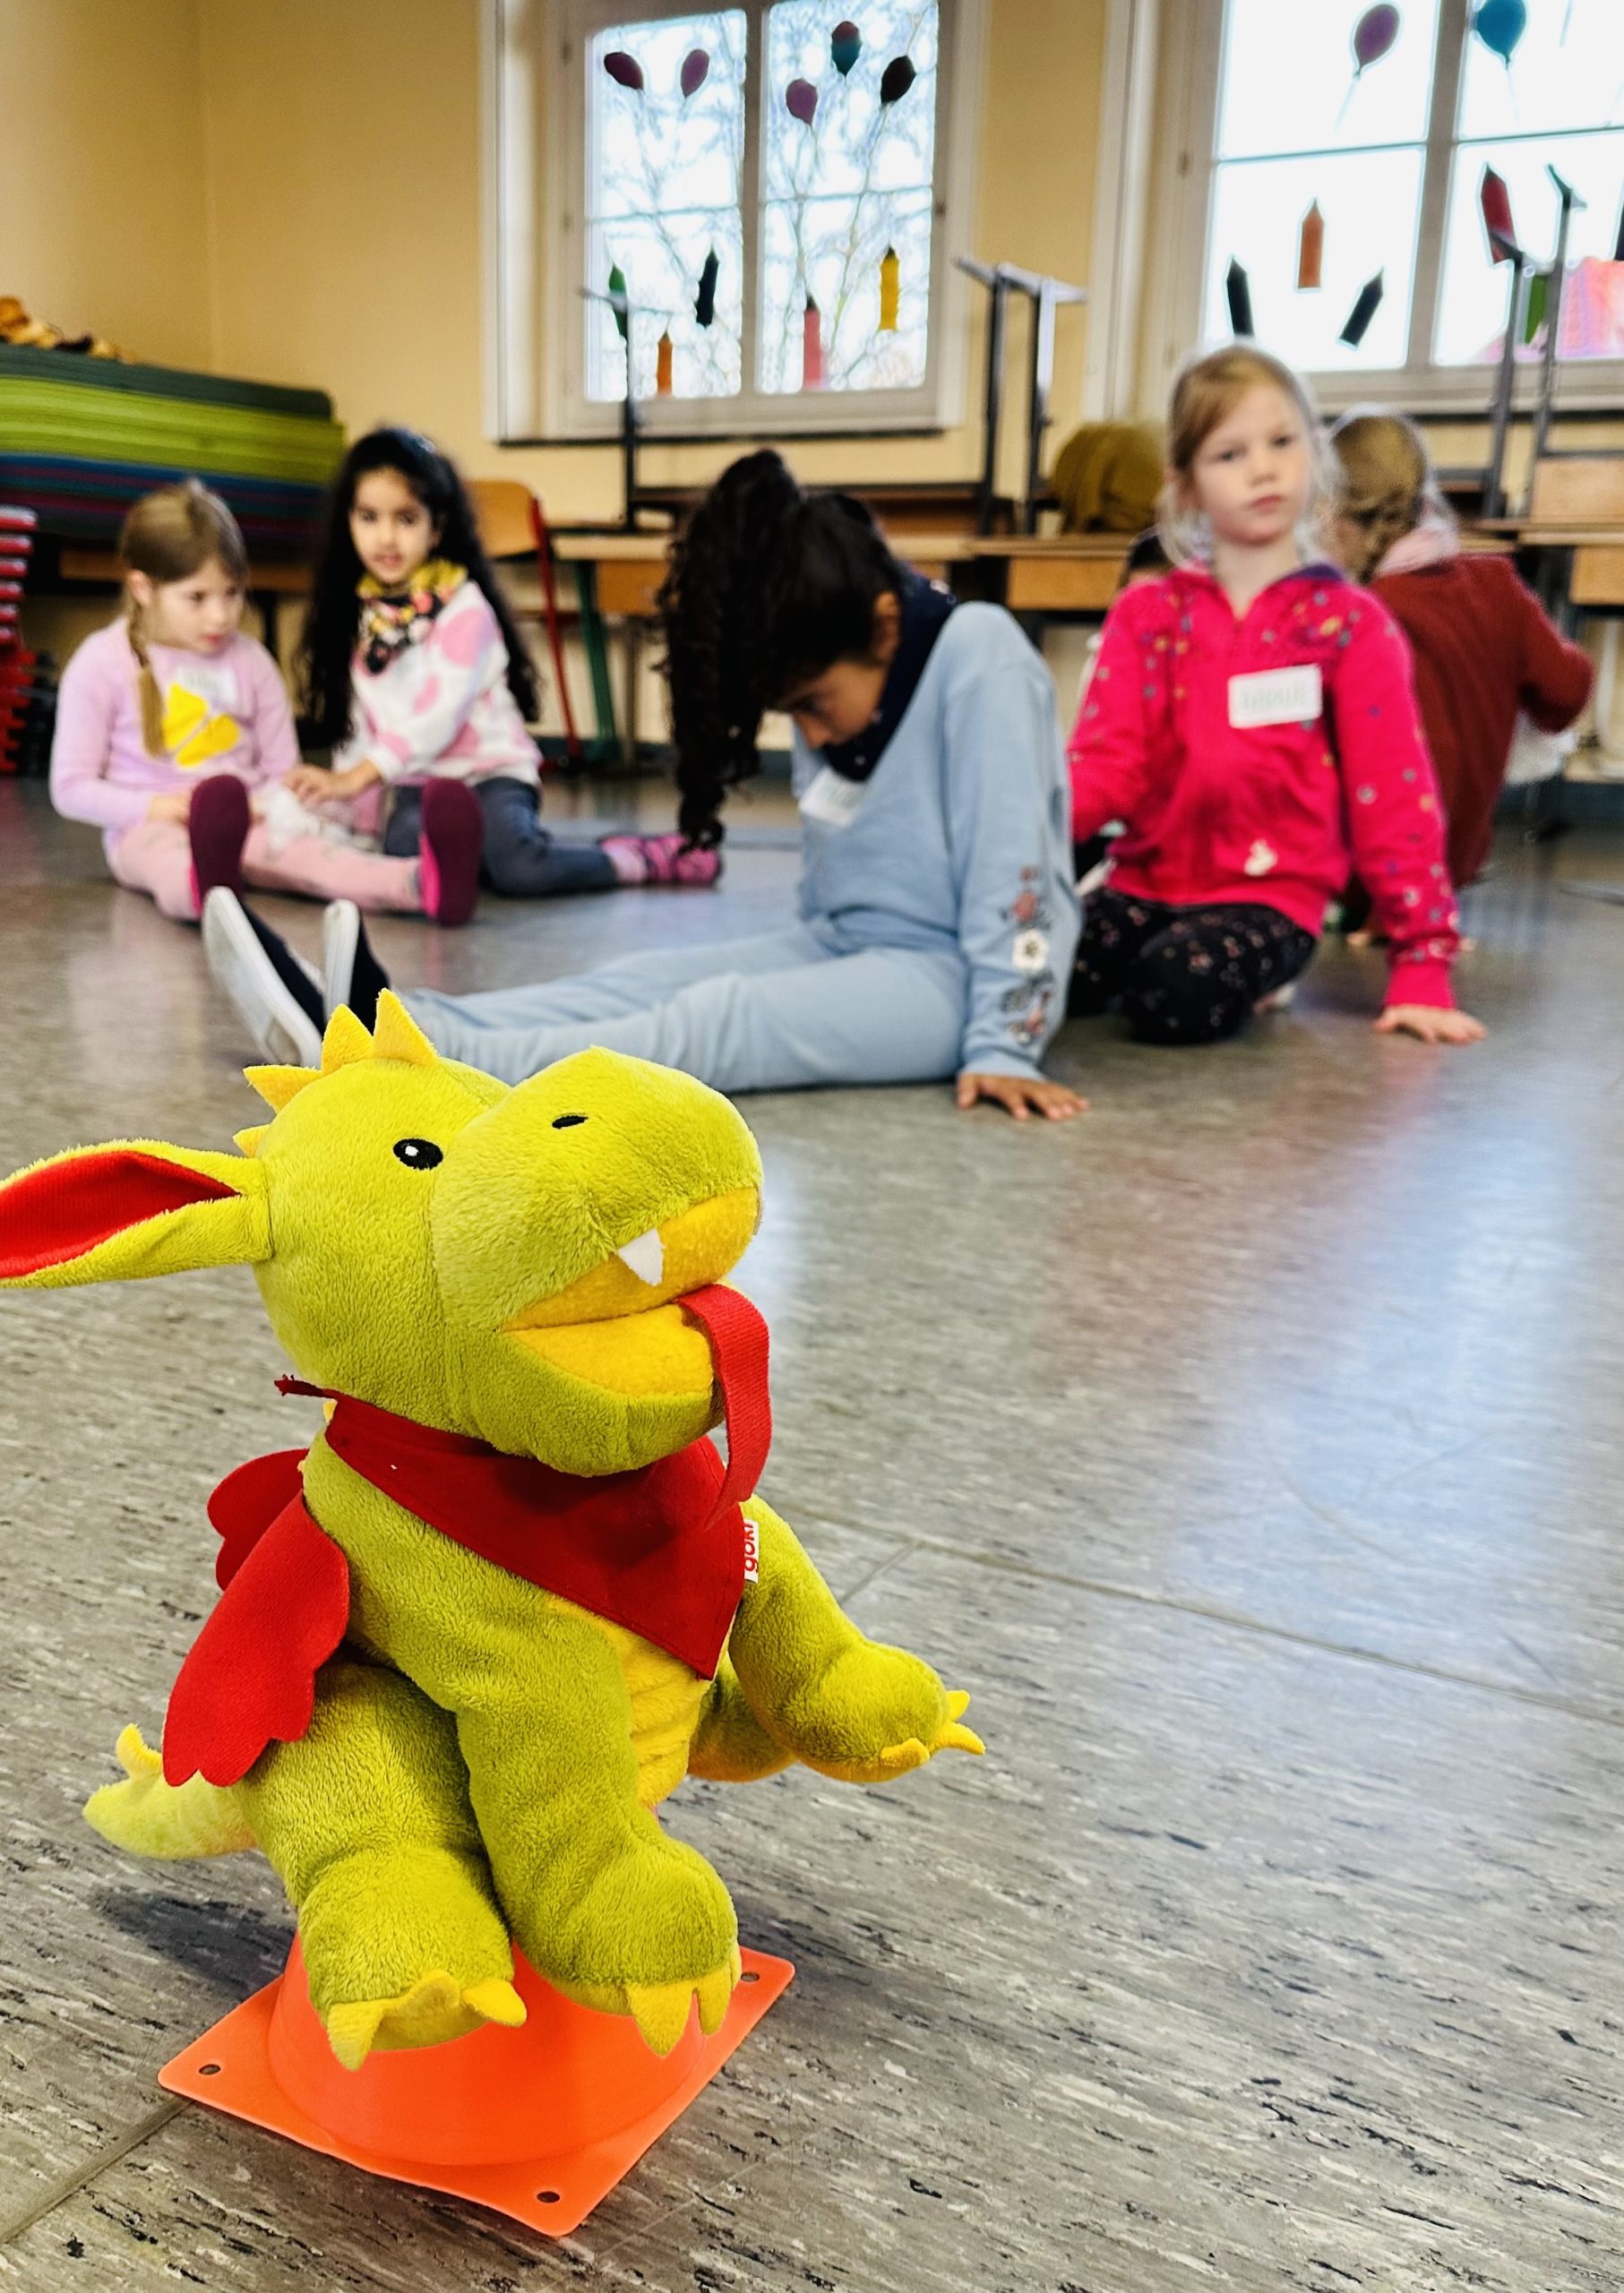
[0,348,345,555]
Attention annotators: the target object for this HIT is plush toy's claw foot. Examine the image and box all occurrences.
[84,1726,254,1859]
[624,1947,742,2056]
[561,1944,742,2057]
[324,1970,528,2071]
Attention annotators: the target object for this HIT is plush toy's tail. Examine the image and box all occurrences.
[84,1725,256,1859]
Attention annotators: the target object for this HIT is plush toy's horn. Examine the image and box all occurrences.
[0,1142,270,1290]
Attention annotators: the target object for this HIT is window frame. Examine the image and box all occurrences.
[1144,0,1624,418]
[488,0,984,444]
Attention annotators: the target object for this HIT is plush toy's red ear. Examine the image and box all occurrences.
[0,1142,269,1289]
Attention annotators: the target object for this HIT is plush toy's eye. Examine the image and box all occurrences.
[393,1138,443,1170]
[552,1114,588,1130]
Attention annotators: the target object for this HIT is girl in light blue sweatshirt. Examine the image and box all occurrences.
[202,451,1083,1122]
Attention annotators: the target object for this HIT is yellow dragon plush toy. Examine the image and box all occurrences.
[0,1001,979,2071]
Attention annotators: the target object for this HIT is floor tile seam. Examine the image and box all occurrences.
[789,1506,1624,1730]
[0,2099,185,2252]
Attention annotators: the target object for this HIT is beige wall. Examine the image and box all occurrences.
[195,0,1107,513]
[0,0,213,371]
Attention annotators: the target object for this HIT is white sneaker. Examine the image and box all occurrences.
[202,888,323,1066]
[322,898,362,1023]
[1255,981,1298,1014]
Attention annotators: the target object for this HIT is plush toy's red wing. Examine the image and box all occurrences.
[208,1450,307,1586]
[164,1498,349,1788]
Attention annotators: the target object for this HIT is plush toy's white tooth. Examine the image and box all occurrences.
[616,1229,665,1286]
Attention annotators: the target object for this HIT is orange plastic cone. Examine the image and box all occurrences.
[159,1937,793,2234]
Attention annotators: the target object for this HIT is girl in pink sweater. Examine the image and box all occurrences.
[1068,347,1483,1048]
[49,482,461,923]
[282,428,716,925]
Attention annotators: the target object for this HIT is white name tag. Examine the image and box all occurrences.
[1228,664,1323,730]
[797,765,870,829]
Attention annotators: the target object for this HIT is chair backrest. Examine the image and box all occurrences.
[468,477,539,561]
[1526,456,1624,526]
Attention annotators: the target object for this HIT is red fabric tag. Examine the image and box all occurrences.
[163,1497,350,1789]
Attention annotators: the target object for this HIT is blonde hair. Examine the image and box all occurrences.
[1157,345,1337,565]
[1328,407,1455,584]
[118,481,248,756]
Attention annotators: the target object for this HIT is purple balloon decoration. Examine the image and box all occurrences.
[680,47,709,98]
[1473,0,1526,66]
[880,55,916,106]
[603,50,644,92]
[786,77,818,125]
[831,21,862,77]
[1353,4,1400,73]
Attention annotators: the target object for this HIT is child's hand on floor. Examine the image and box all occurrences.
[283,760,382,808]
[956,1072,1088,1121]
[146,792,192,824]
[1373,1004,1487,1046]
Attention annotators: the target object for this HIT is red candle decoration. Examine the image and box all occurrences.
[1480,165,1517,261]
[803,296,824,389]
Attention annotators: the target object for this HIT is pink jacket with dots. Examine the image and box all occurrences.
[1068,563,1459,1009]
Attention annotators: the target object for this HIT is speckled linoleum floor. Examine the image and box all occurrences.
[2,775,1622,2293]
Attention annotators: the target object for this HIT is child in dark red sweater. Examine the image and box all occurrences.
[1068,347,1482,1049]
[1330,409,1593,893]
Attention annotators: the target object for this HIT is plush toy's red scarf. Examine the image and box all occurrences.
[162,1284,770,1788]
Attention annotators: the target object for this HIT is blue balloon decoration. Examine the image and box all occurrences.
[1473,0,1526,66]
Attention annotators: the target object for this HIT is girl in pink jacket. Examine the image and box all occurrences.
[1068,347,1483,1049]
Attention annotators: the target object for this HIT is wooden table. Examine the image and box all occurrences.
[549,530,978,618]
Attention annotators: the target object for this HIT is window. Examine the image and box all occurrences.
[503,0,975,440]
[1158,0,1624,407]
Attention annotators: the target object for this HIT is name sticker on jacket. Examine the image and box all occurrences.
[1228,664,1323,730]
[797,766,870,829]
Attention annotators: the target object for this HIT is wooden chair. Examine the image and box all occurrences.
[468,477,604,766]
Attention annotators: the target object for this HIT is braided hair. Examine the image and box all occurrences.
[117,482,248,757]
[657,449,904,848]
[1328,408,1450,585]
[296,426,539,748]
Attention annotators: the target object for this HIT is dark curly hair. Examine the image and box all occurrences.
[657,449,903,848]
[296,425,539,749]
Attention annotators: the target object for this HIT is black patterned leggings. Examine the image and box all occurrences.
[1070,889,1318,1046]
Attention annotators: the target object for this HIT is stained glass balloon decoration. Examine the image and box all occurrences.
[1297,202,1324,292]
[1473,0,1526,67]
[1339,270,1385,348]
[831,20,862,77]
[680,47,709,98]
[1225,257,1254,339]
[694,246,719,330]
[880,56,916,106]
[603,50,644,92]
[1336,6,1399,124]
[1353,5,1400,73]
[1523,267,1549,347]
[606,262,629,341]
[655,329,674,395]
[1480,165,1517,260]
[879,245,900,332]
[1613,190,1624,264]
[786,77,818,125]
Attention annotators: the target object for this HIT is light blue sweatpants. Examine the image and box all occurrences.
[404,923,967,1093]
